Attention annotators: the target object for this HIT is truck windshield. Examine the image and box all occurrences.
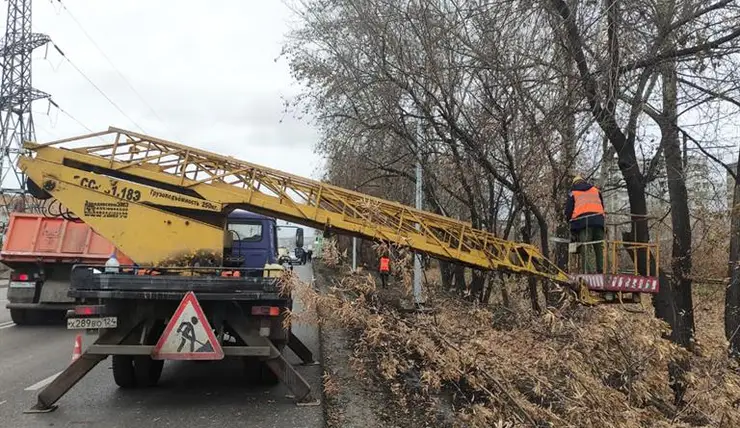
[228,222,263,242]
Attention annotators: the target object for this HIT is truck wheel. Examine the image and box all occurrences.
[134,356,164,387]
[242,358,280,385]
[259,362,280,385]
[242,357,261,383]
[9,309,26,325]
[112,355,137,388]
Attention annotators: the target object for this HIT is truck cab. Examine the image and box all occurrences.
[223,210,303,274]
[224,210,278,270]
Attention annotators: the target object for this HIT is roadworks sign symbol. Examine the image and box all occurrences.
[152,291,224,360]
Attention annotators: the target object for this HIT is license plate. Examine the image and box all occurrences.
[9,281,35,288]
[67,317,118,330]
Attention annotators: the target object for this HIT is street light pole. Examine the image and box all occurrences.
[413,123,424,306]
[352,237,357,271]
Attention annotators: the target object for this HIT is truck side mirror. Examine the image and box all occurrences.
[295,228,304,248]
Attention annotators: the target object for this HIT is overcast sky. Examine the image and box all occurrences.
[22,0,322,179]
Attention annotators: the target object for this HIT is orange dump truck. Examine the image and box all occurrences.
[1,212,132,325]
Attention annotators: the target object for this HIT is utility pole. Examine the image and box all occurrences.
[0,0,51,217]
[413,120,424,307]
[352,237,357,271]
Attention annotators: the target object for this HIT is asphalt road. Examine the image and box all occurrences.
[0,264,323,428]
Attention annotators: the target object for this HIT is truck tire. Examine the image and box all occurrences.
[243,344,285,385]
[242,357,261,383]
[259,361,280,385]
[9,309,26,325]
[112,355,137,388]
[133,356,164,387]
[243,359,280,385]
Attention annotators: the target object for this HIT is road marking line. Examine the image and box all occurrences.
[24,371,62,391]
[0,400,6,405]
[0,321,15,330]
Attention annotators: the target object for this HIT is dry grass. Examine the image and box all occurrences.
[321,237,344,268]
[323,371,340,398]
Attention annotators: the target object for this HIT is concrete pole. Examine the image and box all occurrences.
[413,131,424,306]
[352,237,357,271]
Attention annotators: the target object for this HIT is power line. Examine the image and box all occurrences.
[47,99,95,134]
[54,0,176,138]
[34,98,102,139]
[50,43,146,133]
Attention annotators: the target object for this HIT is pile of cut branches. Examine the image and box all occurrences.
[286,265,740,427]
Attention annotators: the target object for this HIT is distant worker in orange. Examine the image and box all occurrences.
[565,175,605,274]
[379,253,391,288]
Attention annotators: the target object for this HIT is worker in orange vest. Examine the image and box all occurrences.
[379,253,391,288]
[565,175,605,274]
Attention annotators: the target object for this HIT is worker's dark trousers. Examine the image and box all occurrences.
[576,226,605,274]
[380,273,388,288]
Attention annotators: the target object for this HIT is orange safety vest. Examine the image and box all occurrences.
[379,257,390,273]
[571,186,605,219]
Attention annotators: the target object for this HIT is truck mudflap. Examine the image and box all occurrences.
[28,271,319,413]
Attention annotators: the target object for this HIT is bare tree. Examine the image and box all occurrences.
[544,0,740,346]
[726,152,740,356]
[284,0,578,308]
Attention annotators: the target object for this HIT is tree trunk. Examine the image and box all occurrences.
[522,210,542,313]
[725,151,740,357]
[440,261,453,289]
[657,61,695,348]
[554,36,577,271]
[554,223,570,270]
[498,272,511,308]
[453,265,466,293]
[471,270,486,302]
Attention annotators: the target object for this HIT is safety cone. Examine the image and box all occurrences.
[71,334,82,363]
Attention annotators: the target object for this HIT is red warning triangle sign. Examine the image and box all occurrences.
[151,291,224,360]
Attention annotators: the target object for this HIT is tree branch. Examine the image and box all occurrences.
[668,0,734,34]
[619,26,740,73]
[679,129,738,181]
[629,96,738,181]
[676,76,740,110]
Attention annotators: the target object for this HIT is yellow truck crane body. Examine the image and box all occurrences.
[19,127,571,281]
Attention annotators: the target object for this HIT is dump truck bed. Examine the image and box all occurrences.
[0,213,133,265]
[2,213,134,323]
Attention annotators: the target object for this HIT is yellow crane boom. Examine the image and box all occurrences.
[19,127,570,282]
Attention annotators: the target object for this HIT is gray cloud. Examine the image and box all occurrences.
[26,0,321,179]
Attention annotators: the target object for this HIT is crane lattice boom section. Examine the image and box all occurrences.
[21,127,570,283]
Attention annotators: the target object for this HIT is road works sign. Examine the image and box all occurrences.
[152,291,224,360]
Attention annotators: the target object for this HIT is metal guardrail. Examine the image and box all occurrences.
[563,213,660,277]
